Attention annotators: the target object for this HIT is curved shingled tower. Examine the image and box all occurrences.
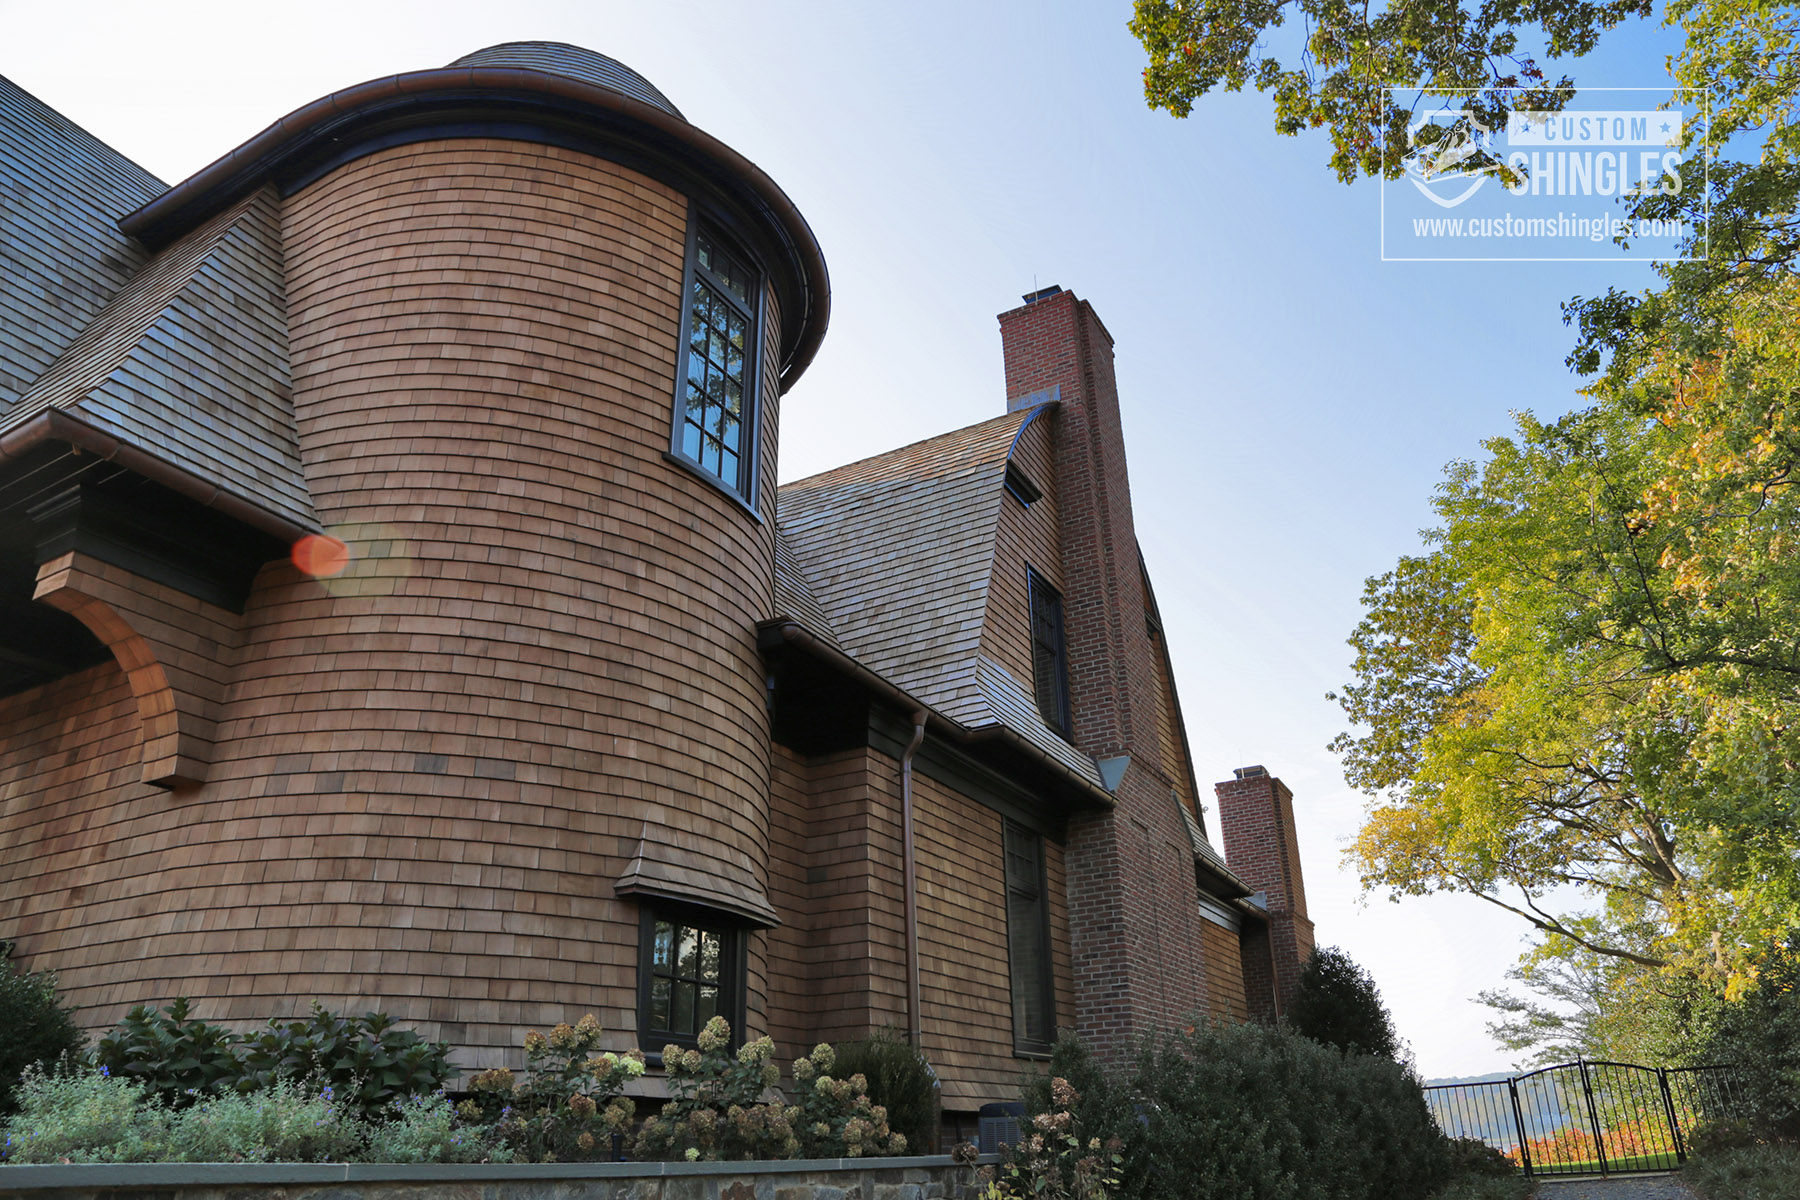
[0,42,827,1065]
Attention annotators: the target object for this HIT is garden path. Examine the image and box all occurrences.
[1535,1174,1699,1200]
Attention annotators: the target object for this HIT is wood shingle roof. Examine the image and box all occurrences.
[2,189,316,531]
[0,76,164,410]
[775,406,1106,791]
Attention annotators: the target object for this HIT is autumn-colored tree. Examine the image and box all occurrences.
[1331,390,1800,987]
[1131,0,1800,1050]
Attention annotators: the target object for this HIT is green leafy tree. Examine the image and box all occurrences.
[1331,400,1800,984]
[1289,946,1404,1060]
[1478,931,1718,1065]
[1129,0,1800,1043]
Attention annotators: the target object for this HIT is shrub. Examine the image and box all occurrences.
[833,1027,941,1155]
[1289,946,1403,1061]
[636,1019,797,1160]
[1022,1034,1148,1193]
[91,999,242,1104]
[1026,1020,1451,1200]
[365,1093,487,1163]
[980,1076,1122,1200]
[463,1013,641,1162]
[1688,1117,1759,1157]
[1443,1136,1515,1177]
[1695,935,1800,1141]
[790,1040,906,1158]
[235,1004,456,1122]
[1681,1143,1800,1200]
[1428,1176,1533,1200]
[0,956,84,1116]
[165,1078,364,1162]
[633,1019,906,1161]
[90,999,456,1120]
[2,1067,172,1163]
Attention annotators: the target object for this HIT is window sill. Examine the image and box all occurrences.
[1012,1046,1055,1062]
[661,451,764,524]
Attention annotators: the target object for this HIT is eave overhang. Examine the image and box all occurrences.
[758,616,1117,813]
[117,67,830,390]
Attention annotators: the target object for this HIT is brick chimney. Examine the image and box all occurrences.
[998,287,1211,1060]
[1214,766,1316,1021]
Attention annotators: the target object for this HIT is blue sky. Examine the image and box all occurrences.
[2,0,1691,1076]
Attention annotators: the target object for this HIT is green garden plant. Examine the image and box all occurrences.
[980,1076,1122,1200]
[234,1004,456,1121]
[633,1018,906,1161]
[2,1067,172,1163]
[164,1078,363,1163]
[831,1027,941,1155]
[0,956,83,1116]
[1025,1021,1452,1200]
[1696,934,1800,1140]
[89,999,455,1120]
[365,1092,487,1164]
[91,999,240,1105]
[463,1013,642,1162]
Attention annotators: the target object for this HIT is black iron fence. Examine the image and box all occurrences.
[1424,1061,1746,1177]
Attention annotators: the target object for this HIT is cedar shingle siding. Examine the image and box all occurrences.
[0,43,1315,1123]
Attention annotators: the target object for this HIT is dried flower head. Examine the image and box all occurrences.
[576,1131,596,1151]
[808,1043,836,1073]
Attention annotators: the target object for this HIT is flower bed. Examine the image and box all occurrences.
[0,1156,989,1199]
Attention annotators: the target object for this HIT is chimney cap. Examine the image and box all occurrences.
[1233,765,1268,780]
[1021,285,1063,304]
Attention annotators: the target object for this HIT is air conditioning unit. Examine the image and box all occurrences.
[977,1101,1026,1155]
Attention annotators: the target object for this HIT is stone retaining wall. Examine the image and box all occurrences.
[0,1155,990,1200]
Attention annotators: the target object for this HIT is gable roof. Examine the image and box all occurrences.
[774,406,1104,792]
[0,76,165,410]
[0,189,317,533]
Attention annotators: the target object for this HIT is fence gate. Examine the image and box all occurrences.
[1424,1060,1743,1178]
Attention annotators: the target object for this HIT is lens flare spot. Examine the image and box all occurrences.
[292,534,352,578]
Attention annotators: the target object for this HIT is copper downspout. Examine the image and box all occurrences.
[900,710,928,1048]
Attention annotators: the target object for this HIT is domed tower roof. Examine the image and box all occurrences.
[447,42,684,121]
[121,42,830,387]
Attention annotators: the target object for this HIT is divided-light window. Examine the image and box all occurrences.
[1004,820,1056,1055]
[675,225,760,498]
[638,908,742,1052]
[1029,568,1072,738]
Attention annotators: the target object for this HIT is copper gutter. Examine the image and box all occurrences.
[116,67,830,389]
[899,709,928,1048]
[0,410,318,545]
[760,619,1114,810]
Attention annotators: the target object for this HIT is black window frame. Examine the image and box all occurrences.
[669,218,765,511]
[635,903,746,1056]
[1028,567,1072,738]
[1003,819,1057,1057]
